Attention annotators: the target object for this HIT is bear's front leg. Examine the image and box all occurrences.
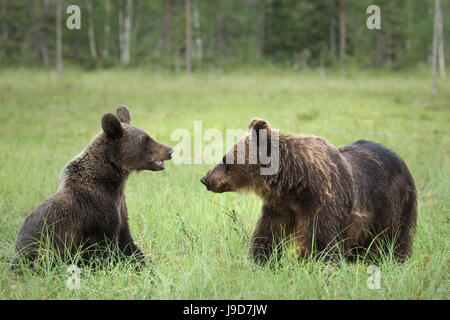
[118,224,144,260]
[117,199,145,264]
[250,204,291,265]
[250,220,276,265]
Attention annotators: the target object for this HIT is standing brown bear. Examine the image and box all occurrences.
[14,105,173,266]
[201,118,417,264]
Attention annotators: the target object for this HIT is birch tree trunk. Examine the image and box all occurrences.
[87,0,98,59]
[103,0,111,57]
[118,3,124,62]
[118,0,132,64]
[431,0,439,97]
[339,0,346,71]
[56,0,62,72]
[123,0,132,64]
[185,0,192,75]
[35,2,49,65]
[437,0,446,78]
[192,0,202,61]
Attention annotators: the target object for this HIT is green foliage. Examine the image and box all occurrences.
[0,0,447,70]
[263,0,331,65]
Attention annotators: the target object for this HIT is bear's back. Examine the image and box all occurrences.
[349,139,407,177]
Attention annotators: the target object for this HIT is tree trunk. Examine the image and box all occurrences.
[330,14,336,60]
[211,0,225,61]
[437,0,446,78]
[162,0,172,52]
[432,0,440,97]
[192,0,202,61]
[103,0,111,57]
[118,0,133,64]
[262,2,269,57]
[123,0,132,64]
[375,30,383,68]
[118,4,124,61]
[29,1,39,63]
[56,0,62,72]
[87,0,98,59]
[2,0,8,48]
[132,0,142,46]
[386,0,394,70]
[386,30,393,69]
[339,0,346,71]
[118,0,132,64]
[185,0,192,75]
[40,0,51,65]
[41,42,49,65]
[37,2,49,65]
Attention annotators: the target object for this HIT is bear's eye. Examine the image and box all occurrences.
[142,135,151,145]
[222,156,229,172]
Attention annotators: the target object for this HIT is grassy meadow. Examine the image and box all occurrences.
[0,67,448,299]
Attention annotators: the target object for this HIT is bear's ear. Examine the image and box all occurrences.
[248,118,271,134]
[248,118,276,162]
[101,113,123,139]
[116,104,131,124]
[248,118,272,158]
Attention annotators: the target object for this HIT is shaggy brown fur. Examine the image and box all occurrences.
[201,118,417,264]
[14,105,173,266]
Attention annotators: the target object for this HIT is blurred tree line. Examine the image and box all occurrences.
[0,0,448,71]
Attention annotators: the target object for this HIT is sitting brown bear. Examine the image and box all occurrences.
[201,118,417,264]
[14,105,173,266]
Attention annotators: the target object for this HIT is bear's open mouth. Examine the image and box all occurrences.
[154,160,165,169]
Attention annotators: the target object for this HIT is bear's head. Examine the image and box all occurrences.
[200,118,278,193]
[101,105,173,172]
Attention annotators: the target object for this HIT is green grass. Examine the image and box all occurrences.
[0,67,448,299]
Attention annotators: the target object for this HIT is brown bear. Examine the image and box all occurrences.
[200,118,417,264]
[14,105,173,266]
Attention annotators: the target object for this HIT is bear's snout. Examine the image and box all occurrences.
[167,147,174,159]
[201,175,216,192]
[200,176,207,187]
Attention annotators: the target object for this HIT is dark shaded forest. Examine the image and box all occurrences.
[0,0,448,72]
